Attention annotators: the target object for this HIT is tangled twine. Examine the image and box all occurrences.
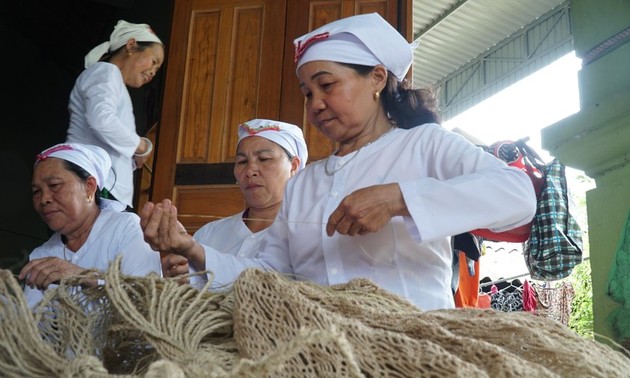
[1,256,629,377]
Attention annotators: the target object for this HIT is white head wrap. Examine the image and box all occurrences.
[35,143,111,189]
[237,119,308,170]
[293,13,417,81]
[84,20,163,68]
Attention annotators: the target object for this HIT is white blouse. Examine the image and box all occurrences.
[24,208,161,308]
[66,62,141,208]
[201,124,536,311]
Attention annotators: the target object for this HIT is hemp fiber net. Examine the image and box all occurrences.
[1,257,629,377]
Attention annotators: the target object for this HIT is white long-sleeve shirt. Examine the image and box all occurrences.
[193,211,267,258]
[66,62,141,208]
[188,211,268,288]
[24,208,161,308]
[199,123,537,311]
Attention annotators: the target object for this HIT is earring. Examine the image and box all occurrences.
[87,196,93,203]
[374,91,380,100]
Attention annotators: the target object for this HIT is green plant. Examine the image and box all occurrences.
[569,260,594,339]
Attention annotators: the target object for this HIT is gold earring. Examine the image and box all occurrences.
[87,196,92,203]
[374,91,380,100]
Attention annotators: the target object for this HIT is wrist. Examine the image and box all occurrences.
[186,242,206,272]
[134,137,153,158]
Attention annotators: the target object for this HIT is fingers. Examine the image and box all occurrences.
[19,257,73,290]
[161,253,190,278]
[141,200,172,251]
[139,201,156,229]
[327,207,367,236]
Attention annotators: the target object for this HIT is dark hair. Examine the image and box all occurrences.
[340,63,441,129]
[63,160,102,206]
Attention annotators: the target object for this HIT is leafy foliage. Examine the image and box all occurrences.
[569,260,594,339]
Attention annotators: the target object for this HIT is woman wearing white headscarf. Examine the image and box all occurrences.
[19,143,161,309]
[142,13,536,311]
[66,20,164,209]
[162,119,308,283]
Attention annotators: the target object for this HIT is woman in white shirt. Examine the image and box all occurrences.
[66,20,164,209]
[165,119,308,283]
[142,13,537,311]
[20,143,160,308]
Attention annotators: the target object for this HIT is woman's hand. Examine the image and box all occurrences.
[133,154,149,170]
[18,257,85,290]
[326,183,409,237]
[133,137,152,170]
[161,253,190,280]
[140,199,206,271]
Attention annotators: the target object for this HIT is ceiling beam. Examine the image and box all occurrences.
[413,0,471,40]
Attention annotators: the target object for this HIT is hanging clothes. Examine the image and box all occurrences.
[454,251,480,308]
[533,281,575,326]
[490,280,524,312]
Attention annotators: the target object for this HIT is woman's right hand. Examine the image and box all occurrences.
[140,199,207,272]
[18,257,84,290]
[326,183,409,237]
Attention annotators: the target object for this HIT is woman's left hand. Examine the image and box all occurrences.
[326,183,410,237]
[18,257,85,290]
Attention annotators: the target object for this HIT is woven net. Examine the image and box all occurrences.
[1,257,629,377]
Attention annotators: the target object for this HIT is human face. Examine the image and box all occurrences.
[234,137,297,210]
[298,61,379,144]
[122,42,164,88]
[31,158,94,235]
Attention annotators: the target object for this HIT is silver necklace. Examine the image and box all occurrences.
[324,127,395,176]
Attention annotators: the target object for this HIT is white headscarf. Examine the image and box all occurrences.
[237,119,308,170]
[84,20,163,68]
[35,143,111,189]
[293,13,417,81]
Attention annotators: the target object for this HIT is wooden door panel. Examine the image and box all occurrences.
[174,185,246,232]
[179,2,282,164]
[152,0,286,233]
[179,10,221,163]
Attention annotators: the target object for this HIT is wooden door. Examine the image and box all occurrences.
[151,0,287,232]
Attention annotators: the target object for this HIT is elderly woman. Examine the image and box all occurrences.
[162,119,307,285]
[142,13,536,311]
[66,20,164,209]
[19,143,161,308]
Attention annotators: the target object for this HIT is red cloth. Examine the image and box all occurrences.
[523,279,537,312]
[477,293,491,308]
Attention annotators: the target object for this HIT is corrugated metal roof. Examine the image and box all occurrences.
[412,0,568,87]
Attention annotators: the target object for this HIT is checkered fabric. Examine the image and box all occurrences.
[524,159,583,280]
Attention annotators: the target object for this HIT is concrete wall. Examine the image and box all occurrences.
[542,0,630,347]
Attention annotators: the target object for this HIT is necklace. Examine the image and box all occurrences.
[324,127,395,176]
[61,236,73,262]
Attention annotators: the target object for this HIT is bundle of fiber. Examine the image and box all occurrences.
[1,259,629,377]
[232,269,630,377]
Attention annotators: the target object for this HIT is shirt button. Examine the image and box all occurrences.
[330,268,338,275]
[331,191,338,197]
